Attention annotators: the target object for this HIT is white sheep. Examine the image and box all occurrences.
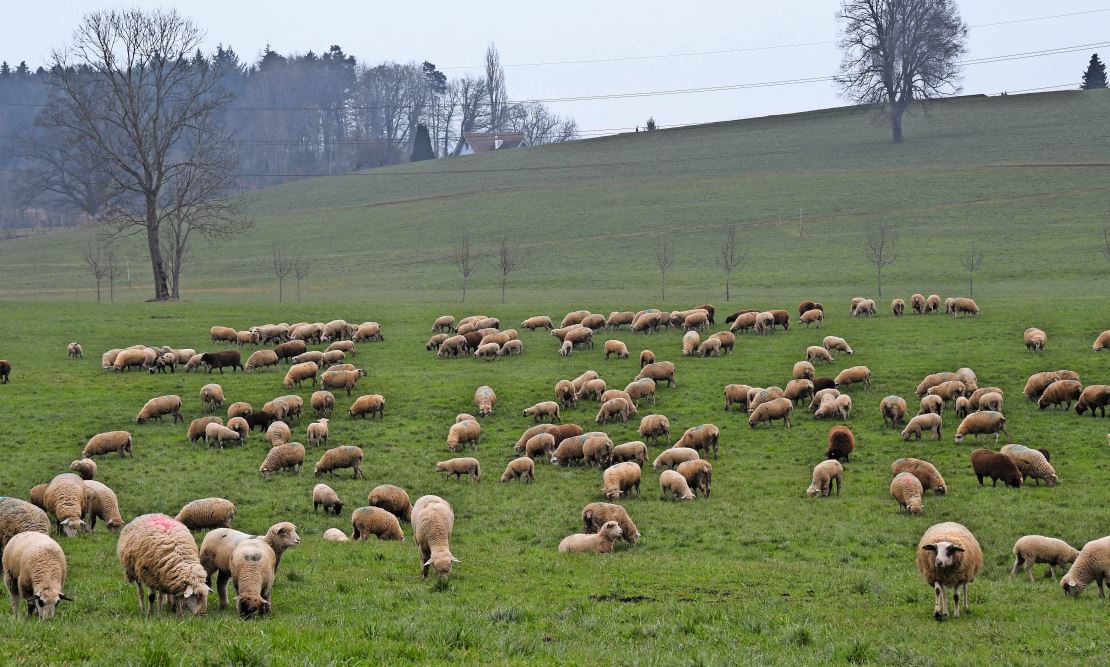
[916,522,983,621]
[116,514,210,616]
[1011,536,1078,582]
[411,495,458,580]
[306,419,330,447]
[1060,536,1110,598]
[2,532,72,618]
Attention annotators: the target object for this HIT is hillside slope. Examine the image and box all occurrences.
[1,90,1108,302]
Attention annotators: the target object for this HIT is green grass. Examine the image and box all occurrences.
[0,298,1108,665]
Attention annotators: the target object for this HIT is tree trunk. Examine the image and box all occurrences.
[661,272,666,300]
[876,268,883,297]
[170,259,182,300]
[278,278,283,303]
[890,107,905,144]
[297,278,301,303]
[109,277,114,303]
[462,278,467,303]
[725,277,730,302]
[145,195,170,300]
[501,276,506,304]
[969,273,973,298]
[96,278,101,302]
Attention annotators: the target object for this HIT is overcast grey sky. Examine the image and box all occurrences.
[2,1,1106,134]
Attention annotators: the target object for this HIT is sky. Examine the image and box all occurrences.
[2,1,1107,136]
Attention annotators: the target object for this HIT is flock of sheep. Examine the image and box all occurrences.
[1,304,1108,624]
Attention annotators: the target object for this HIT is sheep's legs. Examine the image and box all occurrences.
[135,581,147,614]
[8,582,20,617]
[933,582,948,621]
[952,585,962,618]
[217,571,232,609]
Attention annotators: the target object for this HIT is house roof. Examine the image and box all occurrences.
[459,132,527,153]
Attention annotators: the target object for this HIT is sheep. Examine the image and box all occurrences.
[659,469,695,501]
[748,397,793,429]
[550,435,589,466]
[259,443,305,476]
[599,462,640,500]
[1076,384,1110,417]
[205,422,243,449]
[558,519,623,555]
[891,458,946,495]
[1000,444,1058,486]
[227,539,277,619]
[788,363,814,384]
[1038,379,1082,410]
[318,350,347,368]
[498,339,523,358]
[651,446,698,472]
[581,503,639,544]
[524,432,557,459]
[472,385,496,417]
[183,354,204,372]
[955,411,1008,444]
[970,448,1023,487]
[1094,330,1110,351]
[809,387,839,412]
[681,331,700,357]
[784,379,815,406]
[349,506,405,543]
[326,341,358,358]
[676,459,712,498]
[826,425,855,461]
[966,387,1001,411]
[437,335,468,358]
[683,310,710,331]
[639,350,656,368]
[267,421,292,446]
[279,361,317,390]
[307,391,334,418]
[200,350,245,374]
[672,424,720,459]
[426,334,449,352]
[813,394,842,420]
[908,294,925,313]
[560,310,589,327]
[312,483,343,516]
[432,315,456,333]
[44,474,87,537]
[806,346,833,363]
[729,312,758,333]
[500,457,535,484]
[349,394,385,420]
[2,532,72,619]
[610,441,648,466]
[638,414,670,445]
[66,342,83,360]
[0,498,51,559]
[558,340,573,357]
[411,495,458,580]
[891,298,905,316]
[890,473,924,514]
[823,336,853,357]
[596,397,635,424]
[799,309,824,328]
[447,419,481,451]
[314,445,365,479]
[601,389,633,405]
[697,337,723,357]
[918,395,943,416]
[916,522,983,621]
[573,378,605,403]
[1010,536,1079,582]
[598,339,630,361]
[922,294,940,313]
[927,381,967,404]
[211,326,238,343]
[175,498,236,531]
[582,435,615,468]
[723,384,753,412]
[244,349,279,373]
[28,485,48,511]
[306,419,329,447]
[1023,327,1047,353]
[319,368,367,396]
[555,379,578,408]
[436,457,481,482]
[112,349,147,372]
[916,372,960,398]
[63,458,95,483]
[834,366,871,390]
[901,414,943,441]
[1060,536,1110,598]
[954,396,970,418]
[198,522,300,610]
[753,311,775,335]
[136,395,183,424]
[361,486,412,524]
[603,312,633,330]
[117,514,210,616]
[636,361,676,388]
[570,370,599,394]
[625,378,657,406]
[880,395,908,429]
[101,349,122,370]
[949,297,979,317]
[323,528,349,543]
[520,315,552,331]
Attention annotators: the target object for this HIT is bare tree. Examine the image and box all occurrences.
[495,235,526,304]
[716,225,748,301]
[1102,225,1110,261]
[655,238,675,300]
[836,0,968,143]
[272,249,293,303]
[959,240,984,298]
[485,43,508,132]
[38,9,243,300]
[82,239,110,302]
[293,256,309,303]
[453,76,489,139]
[864,222,898,297]
[454,228,480,302]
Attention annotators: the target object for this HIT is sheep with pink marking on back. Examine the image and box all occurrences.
[116,514,210,616]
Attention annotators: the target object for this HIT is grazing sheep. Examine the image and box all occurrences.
[112,349,147,372]
[436,457,481,482]
[524,432,557,459]
[826,425,855,461]
[205,422,243,449]
[349,394,385,420]
[729,312,758,333]
[44,474,87,537]
[891,458,946,495]
[955,411,1008,444]
[807,459,843,497]
[625,378,657,406]
[437,335,468,358]
[799,308,824,328]
[227,540,277,619]
[1023,327,1047,353]
[136,395,183,424]
[891,299,905,316]
[672,424,720,459]
[447,420,481,452]
[498,339,523,358]
[813,394,843,420]
[901,414,943,441]
[954,396,970,418]
[1000,444,1058,486]
[259,443,305,477]
[748,397,793,428]
[636,350,656,370]
[411,495,458,580]
[973,392,1001,414]
[652,447,699,471]
[749,387,786,412]
[576,377,607,402]
[949,297,979,317]
[326,340,358,357]
[806,346,834,363]
[792,361,815,381]
[559,520,623,554]
[598,339,629,361]
[225,402,252,420]
[676,459,712,498]
[601,462,641,500]
[595,397,635,424]
[200,350,245,374]
[636,361,676,388]
[426,334,449,351]
[916,372,960,398]
[601,389,633,405]
[550,435,589,466]
[558,340,573,357]
[890,473,924,514]
[433,315,456,333]
[925,294,941,313]
[28,486,47,511]
[970,449,1023,487]
[785,379,815,406]
[267,421,292,446]
[909,294,926,313]
[245,350,280,372]
[319,368,367,396]
[351,507,404,542]
[834,366,871,391]
[797,300,822,317]
[1060,536,1110,598]
[306,419,329,447]
[582,436,615,468]
[314,445,365,480]
[211,326,238,343]
[280,361,317,390]
[197,384,223,412]
[605,312,634,330]
[473,385,497,417]
[1011,536,1078,582]
[965,387,1001,411]
[880,395,908,429]
[681,331,700,357]
[809,387,839,412]
[571,370,599,393]
[68,458,96,481]
[610,441,648,466]
[312,483,343,515]
[723,384,753,412]
[367,485,412,521]
[823,336,853,356]
[310,391,334,418]
[521,402,560,426]
[1093,330,1110,352]
[1038,380,1082,410]
[0,498,51,557]
[549,382,575,411]
[659,469,695,501]
[67,342,83,360]
[198,522,300,611]
[500,457,535,484]
[638,414,670,445]
[916,522,983,620]
[581,503,639,544]
[2,532,72,619]
[521,315,552,331]
[754,311,776,335]
[1076,384,1110,417]
[697,337,723,357]
[117,514,210,616]
[709,331,735,354]
[175,498,236,531]
[918,395,943,416]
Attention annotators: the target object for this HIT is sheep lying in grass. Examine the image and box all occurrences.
[916,522,983,621]
[1011,536,1078,582]
[1094,330,1110,351]
[581,503,639,544]
[559,521,623,554]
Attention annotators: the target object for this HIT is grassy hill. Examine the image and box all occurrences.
[0,90,1108,302]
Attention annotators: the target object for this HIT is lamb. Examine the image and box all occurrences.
[954,396,970,418]
[69,458,96,481]
[311,483,343,516]
[205,422,244,449]
[806,346,834,364]
[1024,327,1047,353]
[436,457,481,482]
[0,497,50,557]
[267,421,292,446]
[1010,536,1078,582]
[349,394,385,420]
[447,419,481,451]
[323,528,349,542]
[136,395,183,424]
[638,414,670,445]
[659,469,695,501]
[310,391,335,418]
[2,532,72,619]
[149,352,177,374]
[44,474,87,537]
[880,395,908,429]
[1038,379,1082,410]
[954,411,1008,444]
[890,473,924,514]
[116,514,210,616]
[901,414,943,441]
[245,349,280,372]
[1000,444,1058,486]
[559,520,623,554]
[1075,384,1110,417]
[676,459,712,498]
[183,354,203,372]
[306,419,329,447]
[367,485,412,522]
[1060,536,1110,598]
[498,339,523,358]
[259,443,305,476]
[314,445,365,479]
[581,503,640,544]
[596,397,635,424]
[411,495,458,580]
[351,507,404,541]
[200,350,245,373]
[67,342,83,360]
[1094,330,1110,351]
[187,417,223,444]
[625,378,657,406]
[672,424,720,459]
[198,522,300,610]
[916,522,983,620]
[970,448,1023,487]
[891,458,946,495]
[175,498,236,531]
[558,340,573,357]
[227,539,276,619]
[639,350,656,368]
[826,425,855,461]
[723,384,753,412]
[748,397,793,428]
[834,366,871,390]
[610,441,648,466]
[500,457,536,484]
[799,309,824,328]
[785,379,815,406]
[601,462,641,500]
[918,395,943,416]
[319,368,367,396]
[636,361,676,388]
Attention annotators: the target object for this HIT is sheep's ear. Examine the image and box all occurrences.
[184,586,194,598]
[948,545,965,554]
[451,556,460,563]
[922,544,938,552]
[423,559,433,567]
[59,593,74,602]
[61,518,71,525]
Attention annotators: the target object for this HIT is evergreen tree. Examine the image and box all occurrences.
[1081,53,1108,90]
[411,123,435,161]
[0,62,10,79]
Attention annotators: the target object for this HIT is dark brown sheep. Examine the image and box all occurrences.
[200,350,244,374]
[273,340,307,363]
[970,449,1023,488]
[826,425,855,461]
[694,304,716,325]
[0,359,9,384]
[769,309,790,330]
[724,308,758,324]
[812,377,836,393]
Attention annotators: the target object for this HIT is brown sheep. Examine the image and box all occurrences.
[1038,380,1082,410]
[500,457,535,484]
[351,507,404,541]
[891,298,905,316]
[799,309,824,328]
[320,368,367,396]
[834,366,871,390]
[880,395,907,429]
[1093,330,1110,351]
[314,445,365,479]
[785,379,815,406]
[604,339,629,360]
[910,294,926,314]
[1075,384,1110,417]
[367,485,412,521]
[636,361,676,388]
[748,397,793,428]
[826,425,855,461]
[676,459,712,498]
[723,384,753,412]
[672,424,720,459]
[639,349,656,368]
[638,414,670,445]
[970,449,1023,487]
[554,379,577,408]
[625,378,657,406]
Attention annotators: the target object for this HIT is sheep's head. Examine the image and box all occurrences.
[953,433,965,443]
[1061,576,1085,597]
[922,541,964,569]
[179,583,210,615]
[59,518,87,537]
[600,521,623,541]
[906,495,923,515]
[237,593,271,619]
[425,554,459,580]
[268,522,301,549]
[806,483,820,497]
[30,588,70,619]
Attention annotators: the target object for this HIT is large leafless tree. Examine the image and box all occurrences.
[836,0,967,143]
[655,238,675,301]
[455,228,480,302]
[716,225,748,301]
[39,9,244,300]
[959,240,984,297]
[865,222,898,297]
